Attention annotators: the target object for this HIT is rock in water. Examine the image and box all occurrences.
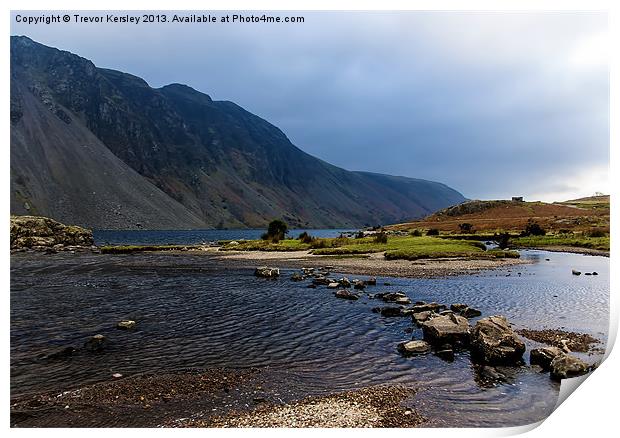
[571,269,581,276]
[10,215,93,249]
[290,272,304,282]
[460,307,482,318]
[397,340,431,355]
[254,267,280,278]
[412,311,433,325]
[422,314,470,345]
[435,344,455,361]
[550,354,589,380]
[366,277,377,286]
[412,302,446,313]
[334,289,358,300]
[327,282,340,289]
[450,303,468,312]
[380,307,406,317]
[530,347,564,370]
[117,320,136,330]
[470,316,525,364]
[84,334,107,352]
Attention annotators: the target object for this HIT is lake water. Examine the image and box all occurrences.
[93,229,356,245]
[10,248,609,427]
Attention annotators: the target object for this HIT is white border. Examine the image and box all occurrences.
[3,1,616,436]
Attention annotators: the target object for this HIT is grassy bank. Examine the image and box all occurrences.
[222,235,519,260]
[510,235,609,251]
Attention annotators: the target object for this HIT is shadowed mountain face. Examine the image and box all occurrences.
[10,36,466,229]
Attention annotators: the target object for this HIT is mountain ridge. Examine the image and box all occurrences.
[10,35,466,229]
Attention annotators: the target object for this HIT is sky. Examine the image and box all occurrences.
[11,11,609,201]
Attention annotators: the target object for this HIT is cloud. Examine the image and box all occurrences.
[11,11,609,201]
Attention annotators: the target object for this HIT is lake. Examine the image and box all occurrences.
[10,247,609,427]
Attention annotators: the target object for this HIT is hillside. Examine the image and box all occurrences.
[388,198,610,234]
[10,36,465,230]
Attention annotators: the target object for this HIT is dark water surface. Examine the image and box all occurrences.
[93,229,355,245]
[10,249,609,427]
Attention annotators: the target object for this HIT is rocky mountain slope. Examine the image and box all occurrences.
[10,36,466,229]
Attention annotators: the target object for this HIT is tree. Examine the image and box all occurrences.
[459,223,474,233]
[262,219,288,242]
[522,220,546,236]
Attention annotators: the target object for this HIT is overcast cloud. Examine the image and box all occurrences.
[11,11,609,201]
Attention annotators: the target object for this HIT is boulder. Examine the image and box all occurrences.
[460,307,482,318]
[10,215,94,249]
[338,277,351,288]
[290,272,304,282]
[334,289,359,300]
[530,347,564,370]
[422,314,470,345]
[450,303,468,312]
[84,334,107,352]
[117,320,136,330]
[380,307,406,317]
[312,276,331,285]
[302,267,315,275]
[412,311,432,325]
[353,280,366,290]
[571,269,581,276]
[327,282,340,289]
[550,354,589,380]
[377,292,407,303]
[254,267,280,278]
[397,340,431,355]
[366,277,377,286]
[44,346,76,360]
[412,302,446,313]
[470,316,525,364]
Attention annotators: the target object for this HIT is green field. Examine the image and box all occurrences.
[222,235,519,260]
[510,235,609,251]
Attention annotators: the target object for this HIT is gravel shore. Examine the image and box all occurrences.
[213,249,529,278]
[182,385,424,428]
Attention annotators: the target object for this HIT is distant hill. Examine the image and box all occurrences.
[388,198,610,234]
[10,36,466,230]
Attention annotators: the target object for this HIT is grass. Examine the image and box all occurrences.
[310,236,519,260]
[511,235,609,251]
[99,235,520,260]
[220,239,312,252]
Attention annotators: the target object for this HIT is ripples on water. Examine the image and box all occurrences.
[10,249,609,427]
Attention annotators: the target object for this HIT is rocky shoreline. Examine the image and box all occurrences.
[215,250,529,279]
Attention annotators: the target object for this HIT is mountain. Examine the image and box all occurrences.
[10,36,466,230]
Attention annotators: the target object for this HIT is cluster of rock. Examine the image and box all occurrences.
[255,266,592,381]
[571,269,598,276]
[10,215,95,252]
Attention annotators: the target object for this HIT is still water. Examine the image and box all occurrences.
[10,246,609,427]
[93,229,355,245]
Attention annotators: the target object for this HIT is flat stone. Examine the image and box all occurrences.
[470,316,525,364]
[117,320,136,330]
[397,340,431,355]
[422,314,470,345]
[334,289,358,300]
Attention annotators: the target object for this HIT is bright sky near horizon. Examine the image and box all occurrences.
[11,10,609,202]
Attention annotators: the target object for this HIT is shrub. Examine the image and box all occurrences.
[411,229,423,237]
[459,223,474,233]
[587,228,607,238]
[355,231,365,239]
[374,232,388,244]
[522,220,546,236]
[496,232,510,249]
[263,219,288,242]
[298,231,315,243]
[426,228,440,236]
